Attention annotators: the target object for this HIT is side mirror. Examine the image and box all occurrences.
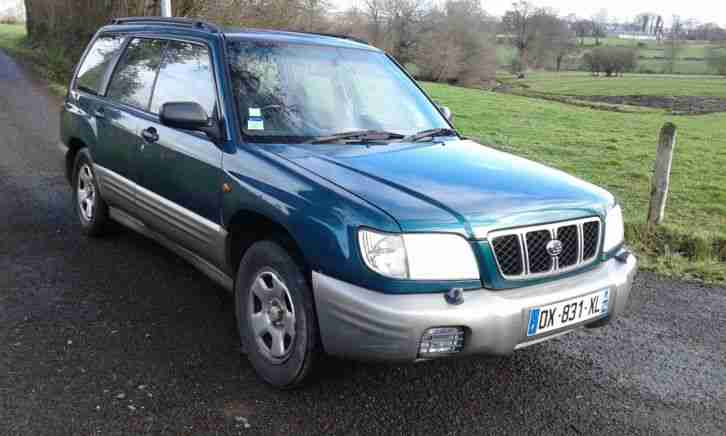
[160,102,222,141]
[438,105,453,122]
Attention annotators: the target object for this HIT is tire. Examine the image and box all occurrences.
[235,240,319,388]
[72,148,111,236]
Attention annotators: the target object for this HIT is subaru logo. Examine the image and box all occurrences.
[546,240,563,257]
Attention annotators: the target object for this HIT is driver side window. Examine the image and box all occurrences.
[149,41,217,117]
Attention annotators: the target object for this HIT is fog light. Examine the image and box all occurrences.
[418,327,464,358]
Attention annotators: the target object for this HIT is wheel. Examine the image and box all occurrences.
[72,149,111,236]
[235,240,319,388]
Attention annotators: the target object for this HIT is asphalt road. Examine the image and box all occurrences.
[1,49,725,436]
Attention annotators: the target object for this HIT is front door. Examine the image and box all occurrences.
[135,40,225,265]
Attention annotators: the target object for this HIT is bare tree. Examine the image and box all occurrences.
[591,9,608,45]
[654,15,664,43]
[363,0,385,46]
[571,18,593,46]
[414,0,495,86]
[707,45,726,75]
[687,23,726,42]
[381,0,426,63]
[528,11,575,70]
[501,1,538,72]
[665,15,683,73]
[297,0,329,32]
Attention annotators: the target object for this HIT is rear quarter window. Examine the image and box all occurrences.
[75,35,125,94]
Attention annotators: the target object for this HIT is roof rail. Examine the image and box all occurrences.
[302,32,369,45]
[110,17,220,33]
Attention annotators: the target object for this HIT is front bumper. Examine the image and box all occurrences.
[313,252,637,362]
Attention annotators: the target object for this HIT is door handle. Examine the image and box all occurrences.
[94,107,105,118]
[141,127,159,143]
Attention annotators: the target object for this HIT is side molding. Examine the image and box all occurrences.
[109,207,234,292]
[94,164,228,269]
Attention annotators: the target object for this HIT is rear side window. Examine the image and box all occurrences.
[150,41,216,117]
[75,35,125,94]
[106,38,166,110]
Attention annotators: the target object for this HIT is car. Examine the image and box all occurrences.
[59,17,637,389]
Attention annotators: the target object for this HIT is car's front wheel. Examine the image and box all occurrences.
[235,240,319,388]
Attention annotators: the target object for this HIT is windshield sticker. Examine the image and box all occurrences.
[248,107,262,117]
[247,116,264,130]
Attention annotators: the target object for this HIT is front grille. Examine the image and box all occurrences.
[582,221,599,260]
[557,225,579,267]
[526,230,553,273]
[490,234,523,276]
[489,217,601,280]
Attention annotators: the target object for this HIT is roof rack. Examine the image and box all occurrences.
[110,17,220,33]
[302,32,369,45]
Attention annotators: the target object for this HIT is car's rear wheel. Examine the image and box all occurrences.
[72,149,111,236]
[235,240,319,388]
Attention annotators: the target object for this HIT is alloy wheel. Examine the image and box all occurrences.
[248,269,297,363]
[77,164,96,222]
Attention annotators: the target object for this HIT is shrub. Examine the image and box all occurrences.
[707,46,726,76]
[404,63,421,78]
[583,47,638,77]
[637,66,659,74]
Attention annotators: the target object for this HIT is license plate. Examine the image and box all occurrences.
[527,288,609,337]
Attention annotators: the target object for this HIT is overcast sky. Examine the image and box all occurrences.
[331,0,726,27]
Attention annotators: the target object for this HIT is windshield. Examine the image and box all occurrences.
[226,40,449,142]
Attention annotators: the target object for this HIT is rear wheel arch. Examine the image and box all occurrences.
[65,137,88,184]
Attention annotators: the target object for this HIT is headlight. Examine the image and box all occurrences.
[602,204,624,253]
[358,229,479,280]
[358,230,408,279]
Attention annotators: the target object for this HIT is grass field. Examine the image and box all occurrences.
[0,23,24,49]
[497,36,724,75]
[423,81,726,283]
[507,71,726,97]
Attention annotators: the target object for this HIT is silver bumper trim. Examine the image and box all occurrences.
[312,253,637,362]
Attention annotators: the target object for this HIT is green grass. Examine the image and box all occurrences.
[581,36,712,53]
[637,59,714,75]
[0,24,70,95]
[423,81,726,283]
[509,71,726,97]
[497,37,721,75]
[0,23,25,49]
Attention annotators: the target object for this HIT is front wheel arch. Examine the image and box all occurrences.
[225,210,311,280]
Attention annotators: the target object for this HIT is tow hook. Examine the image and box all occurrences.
[615,250,632,263]
[445,287,464,305]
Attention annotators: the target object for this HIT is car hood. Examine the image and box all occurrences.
[269,139,614,238]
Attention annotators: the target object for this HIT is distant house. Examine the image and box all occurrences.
[0,0,25,23]
[616,33,657,41]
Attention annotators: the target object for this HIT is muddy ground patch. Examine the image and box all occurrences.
[573,95,726,114]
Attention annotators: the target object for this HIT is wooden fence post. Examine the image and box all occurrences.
[647,122,677,225]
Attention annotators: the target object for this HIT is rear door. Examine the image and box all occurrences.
[68,34,127,178]
[135,39,225,265]
[97,37,166,211]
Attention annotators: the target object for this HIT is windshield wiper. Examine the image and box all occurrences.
[403,128,459,143]
[305,130,405,144]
